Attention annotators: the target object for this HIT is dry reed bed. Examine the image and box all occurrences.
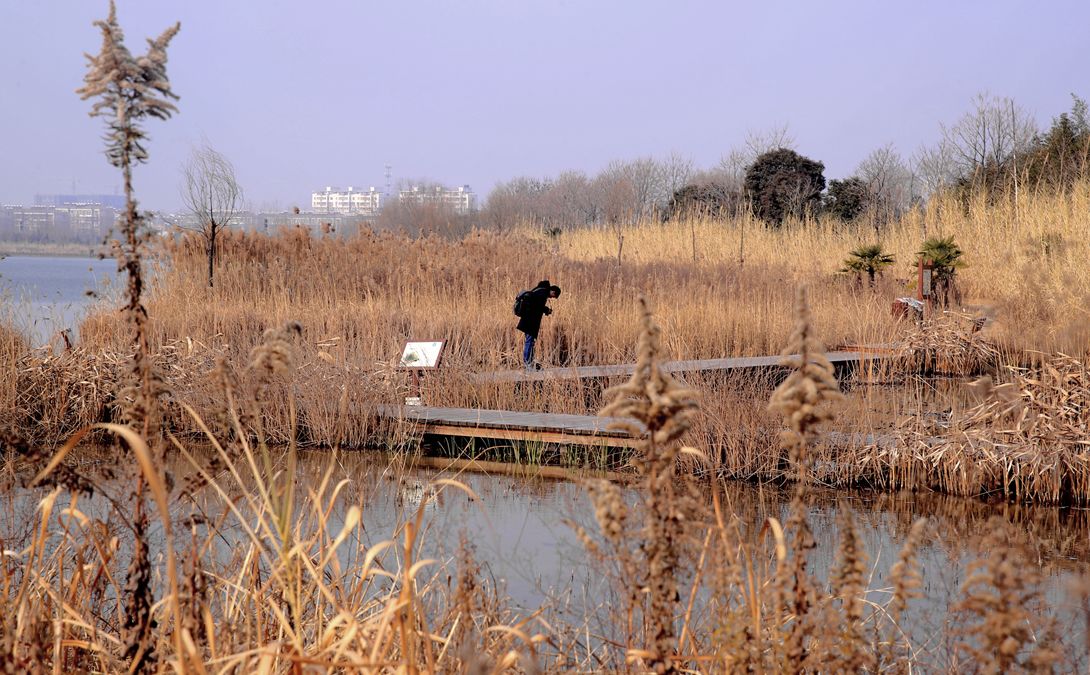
[7,296,1090,504]
[548,185,1090,355]
[2,291,1087,672]
[83,225,903,369]
[897,353,1090,504]
[3,186,1089,503]
[5,305,1090,504]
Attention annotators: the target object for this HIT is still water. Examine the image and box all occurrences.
[0,254,118,345]
[6,448,1085,664]
[315,452,1090,610]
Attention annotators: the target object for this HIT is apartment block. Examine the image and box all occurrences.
[311,186,383,215]
[397,185,476,214]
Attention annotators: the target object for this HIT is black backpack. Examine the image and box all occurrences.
[513,289,531,317]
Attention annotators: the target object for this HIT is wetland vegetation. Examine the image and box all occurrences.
[1,3,1089,672]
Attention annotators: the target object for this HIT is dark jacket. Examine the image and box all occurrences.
[516,280,553,338]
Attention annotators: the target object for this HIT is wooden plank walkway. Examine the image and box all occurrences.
[473,350,886,384]
[378,405,899,451]
[378,405,643,448]
[379,348,899,451]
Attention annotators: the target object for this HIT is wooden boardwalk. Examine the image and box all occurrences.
[379,348,898,450]
[473,350,886,384]
[378,405,897,451]
[379,405,642,448]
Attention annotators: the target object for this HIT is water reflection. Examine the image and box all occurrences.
[298,450,1090,615]
[3,445,1086,656]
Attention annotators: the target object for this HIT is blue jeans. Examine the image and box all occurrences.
[522,333,536,367]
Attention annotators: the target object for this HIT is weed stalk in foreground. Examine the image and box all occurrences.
[766,285,844,671]
[599,294,699,674]
[75,3,180,671]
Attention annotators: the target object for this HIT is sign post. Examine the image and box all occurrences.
[398,341,445,406]
[918,258,934,317]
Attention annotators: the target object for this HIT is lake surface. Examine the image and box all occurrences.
[322,453,1090,613]
[8,447,1083,663]
[0,254,118,345]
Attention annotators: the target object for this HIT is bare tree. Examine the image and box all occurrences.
[913,137,960,197]
[601,159,655,221]
[484,176,549,231]
[857,144,914,233]
[590,173,636,264]
[717,124,796,184]
[658,152,696,207]
[545,171,595,226]
[598,154,693,222]
[180,145,243,287]
[920,92,1038,195]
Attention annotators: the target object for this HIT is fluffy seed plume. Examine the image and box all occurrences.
[768,285,844,477]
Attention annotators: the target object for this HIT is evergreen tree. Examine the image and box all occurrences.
[744,149,826,226]
[919,236,966,307]
[826,178,870,222]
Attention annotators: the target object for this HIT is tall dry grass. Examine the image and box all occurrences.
[570,286,1079,671]
[69,182,1088,387]
[3,182,1090,502]
[549,185,1090,355]
[3,6,1082,669]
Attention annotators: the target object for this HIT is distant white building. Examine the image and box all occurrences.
[398,185,476,215]
[0,203,117,238]
[311,186,383,215]
[54,203,118,234]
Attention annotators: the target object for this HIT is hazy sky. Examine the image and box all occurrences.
[2,1,1087,211]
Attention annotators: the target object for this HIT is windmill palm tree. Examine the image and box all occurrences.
[918,236,966,307]
[841,244,895,287]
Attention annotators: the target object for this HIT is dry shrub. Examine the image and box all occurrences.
[895,311,1000,376]
[7,347,121,441]
[904,353,1090,503]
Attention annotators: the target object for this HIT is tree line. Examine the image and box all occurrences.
[174,92,1089,283]
[480,93,1090,232]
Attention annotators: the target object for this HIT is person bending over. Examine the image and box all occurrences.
[516,280,561,369]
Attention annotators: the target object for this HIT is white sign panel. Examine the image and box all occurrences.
[399,341,444,368]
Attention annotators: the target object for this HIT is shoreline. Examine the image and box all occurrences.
[0,242,106,258]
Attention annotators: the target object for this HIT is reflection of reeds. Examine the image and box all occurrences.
[954,519,1060,671]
